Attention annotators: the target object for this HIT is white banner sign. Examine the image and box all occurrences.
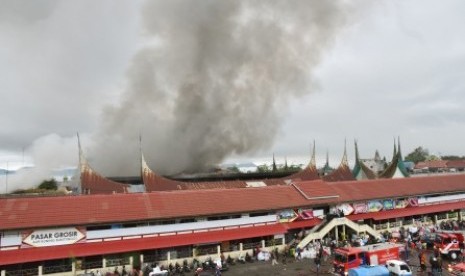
[23,227,85,247]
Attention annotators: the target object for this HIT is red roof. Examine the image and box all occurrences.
[2,174,465,231]
[141,157,302,192]
[282,166,320,182]
[0,223,286,265]
[446,160,465,169]
[0,185,307,231]
[325,174,465,203]
[322,164,355,182]
[415,160,449,169]
[81,163,129,194]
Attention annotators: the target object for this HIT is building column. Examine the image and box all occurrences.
[140,254,144,265]
[193,248,197,258]
[130,256,133,266]
[38,265,43,276]
[239,243,243,252]
[217,245,221,256]
[1,270,5,276]
[167,251,171,263]
[335,226,339,241]
[261,240,266,249]
[103,257,107,268]
[71,261,76,274]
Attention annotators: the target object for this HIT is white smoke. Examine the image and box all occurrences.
[3,134,79,193]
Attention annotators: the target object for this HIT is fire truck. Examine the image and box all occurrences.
[434,232,465,260]
[333,243,403,275]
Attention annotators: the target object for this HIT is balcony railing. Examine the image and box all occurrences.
[42,264,72,274]
[105,258,129,267]
[5,268,39,276]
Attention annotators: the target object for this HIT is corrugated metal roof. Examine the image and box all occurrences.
[2,173,465,231]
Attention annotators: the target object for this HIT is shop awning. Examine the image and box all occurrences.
[283,218,323,230]
[0,223,287,266]
[347,201,465,221]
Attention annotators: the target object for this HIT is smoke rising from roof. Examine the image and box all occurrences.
[91,0,353,175]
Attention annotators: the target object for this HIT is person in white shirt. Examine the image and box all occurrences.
[149,264,168,276]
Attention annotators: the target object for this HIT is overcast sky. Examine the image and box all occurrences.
[1,1,465,184]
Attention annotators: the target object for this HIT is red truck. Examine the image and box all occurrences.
[434,231,465,260]
[333,243,404,275]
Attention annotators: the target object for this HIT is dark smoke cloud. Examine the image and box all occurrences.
[91,0,353,175]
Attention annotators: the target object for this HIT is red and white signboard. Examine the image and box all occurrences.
[298,209,314,220]
[23,227,85,247]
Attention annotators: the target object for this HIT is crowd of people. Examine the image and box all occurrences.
[80,218,464,276]
[272,218,465,275]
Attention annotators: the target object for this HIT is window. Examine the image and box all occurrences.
[358,253,366,264]
[334,253,347,263]
[400,264,411,272]
[437,213,447,220]
[348,254,356,262]
[87,225,112,231]
[250,212,269,217]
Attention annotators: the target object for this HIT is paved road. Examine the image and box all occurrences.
[211,250,455,276]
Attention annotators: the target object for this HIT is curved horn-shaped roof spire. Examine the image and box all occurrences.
[354,139,359,162]
[142,153,249,191]
[397,136,403,160]
[352,139,377,180]
[379,136,409,179]
[77,132,87,171]
[393,137,397,159]
[77,134,129,195]
[279,141,319,182]
[340,138,349,167]
[323,140,355,182]
[272,153,277,172]
[309,140,317,170]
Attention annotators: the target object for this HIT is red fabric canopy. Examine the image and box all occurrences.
[283,218,323,230]
[0,223,287,266]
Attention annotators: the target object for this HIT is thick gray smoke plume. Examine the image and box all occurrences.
[92,0,352,175]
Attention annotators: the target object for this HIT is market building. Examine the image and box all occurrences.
[1,141,464,276]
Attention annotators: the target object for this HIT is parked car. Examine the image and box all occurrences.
[386,260,412,275]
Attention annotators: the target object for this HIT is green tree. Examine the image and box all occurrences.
[441,155,464,161]
[228,166,240,173]
[426,154,440,161]
[288,164,302,171]
[38,179,58,190]
[404,147,429,163]
[257,164,270,173]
